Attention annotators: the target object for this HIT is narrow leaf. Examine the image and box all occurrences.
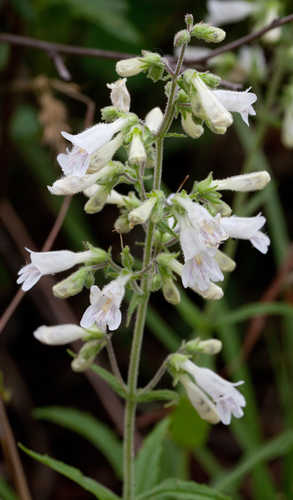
[90,364,126,398]
[19,444,120,500]
[33,407,123,478]
[136,389,178,403]
[137,478,230,499]
[135,418,170,494]
[214,431,293,491]
[0,478,17,500]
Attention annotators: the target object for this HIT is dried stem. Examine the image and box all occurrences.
[0,396,32,500]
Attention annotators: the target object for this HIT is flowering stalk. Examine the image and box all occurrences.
[122,40,188,500]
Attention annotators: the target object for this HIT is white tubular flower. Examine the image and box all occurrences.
[261,5,281,44]
[191,74,233,133]
[212,89,257,126]
[34,324,86,345]
[170,258,224,300]
[206,0,256,26]
[88,133,123,173]
[215,250,236,272]
[238,46,267,82]
[48,171,103,195]
[282,104,293,148]
[17,249,93,291]
[181,113,204,139]
[181,376,220,424]
[182,359,246,425]
[128,132,146,166]
[57,118,127,177]
[116,57,145,77]
[182,249,224,291]
[80,274,130,331]
[221,214,270,254]
[211,171,271,192]
[107,78,130,112]
[48,163,119,195]
[128,197,157,227]
[145,107,164,134]
[173,196,227,291]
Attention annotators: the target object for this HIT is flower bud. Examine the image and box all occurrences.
[116,57,145,77]
[84,185,110,214]
[34,324,86,345]
[185,13,194,27]
[114,214,132,233]
[162,277,181,305]
[107,78,130,112]
[128,130,147,166]
[168,353,188,373]
[174,29,191,48]
[186,71,233,133]
[212,171,271,192]
[191,23,226,43]
[128,197,157,227]
[181,113,204,139]
[151,273,162,292]
[88,133,123,173]
[53,267,94,298]
[184,338,222,356]
[145,107,164,135]
[71,339,106,372]
[215,250,236,272]
[261,5,281,44]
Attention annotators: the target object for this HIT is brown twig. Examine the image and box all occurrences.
[0,396,32,500]
[242,243,293,359]
[0,197,71,334]
[190,14,293,64]
[0,33,133,61]
[3,13,293,90]
[48,51,71,81]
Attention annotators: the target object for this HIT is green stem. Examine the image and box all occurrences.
[122,42,187,500]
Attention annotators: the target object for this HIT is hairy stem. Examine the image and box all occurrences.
[122,42,187,500]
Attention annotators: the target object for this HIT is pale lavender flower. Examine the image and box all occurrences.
[107,78,130,112]
[206,0,256,26]
[34,324,86,345]
[213,88,257,126]
[17,249,93,291]
[182,359,246,425]
[80,275,130,331]
[57,118,127,177]
[221,214,270,254]
[173,195,227,291]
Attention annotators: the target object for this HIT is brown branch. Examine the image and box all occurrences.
[0,396,32,500]
[242,243,293,359]
[48,51,71,81]
[190,13,293,64]
[0,33,133,61]
[0,197,71,334]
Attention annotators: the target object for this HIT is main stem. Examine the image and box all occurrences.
[122,43,186,500]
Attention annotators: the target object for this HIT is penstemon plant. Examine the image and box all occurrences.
[16,13,272,500]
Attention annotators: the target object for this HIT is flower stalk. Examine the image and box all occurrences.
[122,40,188,500]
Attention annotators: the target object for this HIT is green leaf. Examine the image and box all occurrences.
[166,133,187,138]
[19,444,120,500]
[33,407,123,478]
[61,0,141,44]
[146,308,180,351]
[137,478,230,499]
[135,418,170,494]
[214,430,293,492]
[170,397,208,449]
[90,364,126,398]
[213,302,293,328]
[0,478,17,500]
[136,389,178,403]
